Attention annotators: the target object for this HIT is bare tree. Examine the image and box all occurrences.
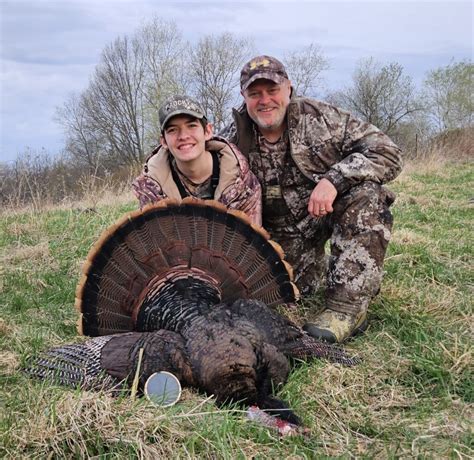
[57,36,147,168]
[189,33,254,131]
[283,44,329,97]
[328,57,420,134]
[389,110,434,156]
[422,60,473,133]
[0,148,72,208]
[55,93,106,173]
[138,18,190,145]
[82,35,149,167]
[56,18,192,167]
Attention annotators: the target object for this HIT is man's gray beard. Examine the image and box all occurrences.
[251,112,286,132]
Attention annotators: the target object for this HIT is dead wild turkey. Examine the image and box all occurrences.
[24,199,359,424]
[25,298,359,424]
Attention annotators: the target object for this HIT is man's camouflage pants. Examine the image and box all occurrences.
[267,181,395,316]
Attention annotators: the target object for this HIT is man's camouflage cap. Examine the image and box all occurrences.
[159,95,207,131]
[240,55,289,91]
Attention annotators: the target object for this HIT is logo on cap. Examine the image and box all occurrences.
[165,99,202,113]
[250,58,270,70]
[159,95,206,131]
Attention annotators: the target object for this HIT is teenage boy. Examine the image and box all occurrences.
[133,95,261,225]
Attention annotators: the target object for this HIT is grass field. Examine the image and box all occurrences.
[0,159,472,458]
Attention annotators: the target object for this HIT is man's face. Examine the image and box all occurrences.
[242,79,291,133]
[160,115,213,164]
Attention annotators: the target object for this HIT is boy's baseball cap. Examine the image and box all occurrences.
[159,95,207,131]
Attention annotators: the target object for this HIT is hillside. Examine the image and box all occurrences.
[0,160,472,458]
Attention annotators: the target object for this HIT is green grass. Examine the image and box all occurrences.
[1,163,473,458]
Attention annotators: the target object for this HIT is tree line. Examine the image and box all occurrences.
[1,17,472,207]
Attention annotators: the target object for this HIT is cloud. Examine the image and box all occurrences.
[0,0,472,161]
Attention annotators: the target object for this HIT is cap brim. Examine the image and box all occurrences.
[241,73,286,91]
[161,110,205,130]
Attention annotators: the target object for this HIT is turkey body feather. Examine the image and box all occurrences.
[25,298,359,424]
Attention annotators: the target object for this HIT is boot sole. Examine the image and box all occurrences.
[303,316,368,343]
[353,317,368,336]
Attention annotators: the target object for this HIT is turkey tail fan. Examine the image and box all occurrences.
[76,199,299,337]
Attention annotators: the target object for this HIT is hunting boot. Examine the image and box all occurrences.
[303,306,368,343]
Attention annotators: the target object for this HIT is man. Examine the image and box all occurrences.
[221,56,403,343]
[133,95,261,226]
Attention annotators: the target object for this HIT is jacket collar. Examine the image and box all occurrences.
[145,137,241,200]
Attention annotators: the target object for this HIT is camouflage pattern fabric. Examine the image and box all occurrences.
[220,95,402,316]
[254,128,290,220]
[324,181,395,315]
[170,157,214,200]
[240,55,289,91]
[252,127,326,295]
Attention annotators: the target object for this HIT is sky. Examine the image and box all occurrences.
[0,0,472,163]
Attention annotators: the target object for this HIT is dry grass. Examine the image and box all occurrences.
[3,383,305,458]
[12,389,211,458]
[400,150,449,177]
[400,127,473,177]
[0,166,136,220]
[0,351,19,375]
[1,241,52,266]
[0,188,135,219]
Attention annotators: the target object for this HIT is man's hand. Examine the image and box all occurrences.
[308,178,337,217]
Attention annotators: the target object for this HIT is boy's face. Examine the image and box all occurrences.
[160,115,213,164]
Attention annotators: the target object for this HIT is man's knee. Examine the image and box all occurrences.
[337,180,394,206]
[332,182,395,237]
